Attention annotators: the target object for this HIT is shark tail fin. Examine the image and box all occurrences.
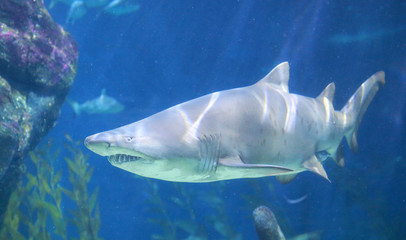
[66,98,81,117]
[340,71,385,153]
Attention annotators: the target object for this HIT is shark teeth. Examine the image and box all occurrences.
[108,154,141,165]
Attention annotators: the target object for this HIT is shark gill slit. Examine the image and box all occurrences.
[108,154,141,164]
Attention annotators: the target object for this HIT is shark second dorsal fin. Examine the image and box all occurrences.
[257,62,290,93]
[316,82,335,102]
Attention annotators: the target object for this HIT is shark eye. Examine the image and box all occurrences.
[126,136,135,142]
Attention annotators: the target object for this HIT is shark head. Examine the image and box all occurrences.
[85,123,172,162]
[84,131,149,161]
[84,116,202,181]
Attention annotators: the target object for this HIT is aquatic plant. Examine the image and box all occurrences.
[145,179,178,240]
[63,135,102,240]
[145,180,208,240]
[240,179,275,208]
[0,183,26,240]
[170,183,207,239]
[0,140,66,240]
[145,179,289,239]
[0,136,101,240]
[199,182,243,240]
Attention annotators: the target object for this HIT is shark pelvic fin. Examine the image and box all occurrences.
[257,62,290,93]
[197,135,220,174]
[303,155,330,182]
[276,173,298,184]
[316,82,335,102]
[333,144,345,167]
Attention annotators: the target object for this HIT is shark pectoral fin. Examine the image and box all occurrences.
[276,174,298,184]
[197,135,220,174]
[219,157,294,174]
[218,156,247,167]
[302,155,330,182]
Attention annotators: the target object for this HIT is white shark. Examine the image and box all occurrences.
[84,62,385,183]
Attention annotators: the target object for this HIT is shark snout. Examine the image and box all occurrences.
[84,133,114,156]
[85,133,109,146]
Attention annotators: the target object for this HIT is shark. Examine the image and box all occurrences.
[68,89,124,116]
[329,26,406,44]
[50,0,138,24]
[66,0,87,24]
[103,0,140,16]
[84,62,385,183]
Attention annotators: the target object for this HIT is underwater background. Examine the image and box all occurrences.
[6,0,405,239]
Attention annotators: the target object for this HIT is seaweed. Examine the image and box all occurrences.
[145,179,178,240]
[199,182,243,240]
[171,183,207,239]
[0,183,26,240]
[64,135,101,240]
[0,140,66,240]
[0,135,101,240]
[145,180,208,240]
[145,179,262,239]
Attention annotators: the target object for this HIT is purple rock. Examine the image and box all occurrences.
[0,0,78,226]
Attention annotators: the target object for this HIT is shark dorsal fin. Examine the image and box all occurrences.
[316,82,335,102]
[257,62,290,93]
[100,89,107,101]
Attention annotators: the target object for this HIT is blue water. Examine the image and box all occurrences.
[42,0,406,239]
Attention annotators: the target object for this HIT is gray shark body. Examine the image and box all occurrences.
[69,89,124,116]
[103,0,140,16]
[85,62,385,183]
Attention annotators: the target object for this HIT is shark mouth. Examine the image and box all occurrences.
[108,154,142,165]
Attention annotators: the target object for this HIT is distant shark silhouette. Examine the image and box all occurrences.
[85,62,385,183]
[103,0,140,15]
[329,26,406,44]
[50,0,140,24]
[68,89,124,116]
